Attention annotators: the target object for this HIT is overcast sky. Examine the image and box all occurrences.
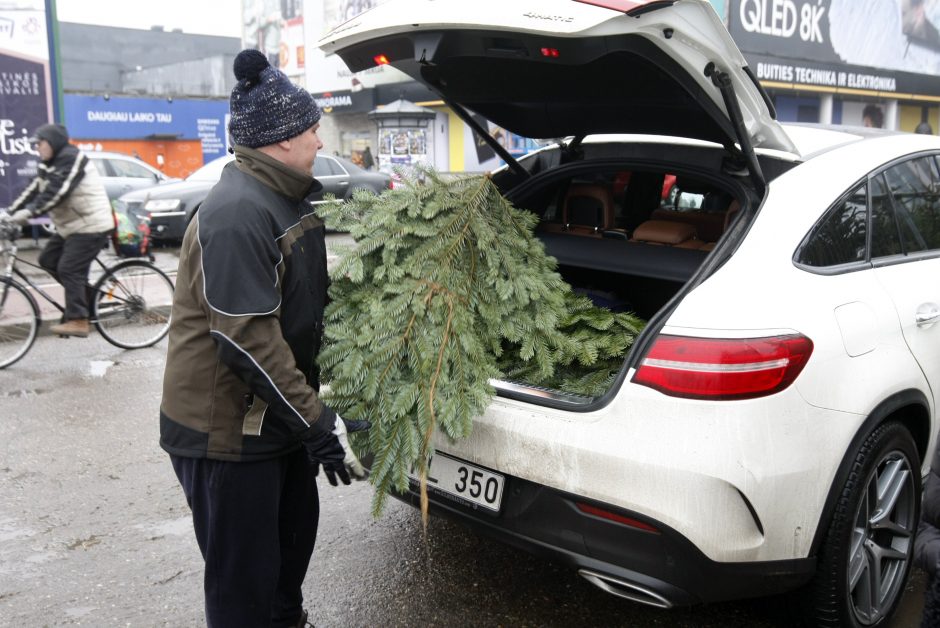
[55,0,242,38]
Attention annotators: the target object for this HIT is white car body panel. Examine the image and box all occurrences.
[430,129,940,564]
[875,258,940,418]
[433,384,858,562]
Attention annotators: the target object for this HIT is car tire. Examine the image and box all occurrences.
[800,421,920,627]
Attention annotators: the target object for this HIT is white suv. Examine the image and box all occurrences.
[321,2,940,625]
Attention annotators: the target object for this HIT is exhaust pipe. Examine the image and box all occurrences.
[578,569,674,609]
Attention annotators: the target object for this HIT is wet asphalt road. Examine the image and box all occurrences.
[0,239,928,627]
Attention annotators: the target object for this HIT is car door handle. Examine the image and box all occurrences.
[338,181,349,186]
[915,302,940,327]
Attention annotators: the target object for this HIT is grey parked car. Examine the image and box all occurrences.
[87,151,172,201]
[118,153,392,241]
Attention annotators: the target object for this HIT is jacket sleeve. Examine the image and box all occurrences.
[8,177,40,212]
[23,149,88,217]
[199,211,335,439]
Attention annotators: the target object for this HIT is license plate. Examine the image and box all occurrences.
[411,453,505,512]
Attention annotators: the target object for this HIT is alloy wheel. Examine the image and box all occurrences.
[846,450,916,625]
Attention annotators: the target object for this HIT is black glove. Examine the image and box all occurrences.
[302,413,371,487]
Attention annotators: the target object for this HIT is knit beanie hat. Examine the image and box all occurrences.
[228,49,321,148]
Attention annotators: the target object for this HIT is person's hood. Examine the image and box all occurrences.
[30,123,70,156]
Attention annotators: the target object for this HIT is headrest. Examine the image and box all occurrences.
[566,183,611,204]
[701,191,734,212]
[632,220,697,245]
[673,175,712,195]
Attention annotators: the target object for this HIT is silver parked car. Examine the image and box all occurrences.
[86,151,172,201]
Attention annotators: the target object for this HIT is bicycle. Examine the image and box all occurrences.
[0,218,175,368]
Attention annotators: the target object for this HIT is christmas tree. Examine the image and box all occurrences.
[317,167,644,517]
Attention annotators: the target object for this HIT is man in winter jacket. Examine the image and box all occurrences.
[160,49,369,628]
[6,123,113,337]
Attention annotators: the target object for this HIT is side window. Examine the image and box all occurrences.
[882,155,940,252]
[313,158,333,177]
[88,158,111,176]
[328,157,348,176]
[314,157,347,177]
[109,158,157,179]
[870,174,903,259]
[797,184,867,267]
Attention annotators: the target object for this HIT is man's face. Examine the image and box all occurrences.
[287,123,323,175]
[34,138,53,161]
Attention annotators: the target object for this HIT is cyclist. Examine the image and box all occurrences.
[3,123,113,337]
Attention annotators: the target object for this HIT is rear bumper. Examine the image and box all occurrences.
[395,472,815,607]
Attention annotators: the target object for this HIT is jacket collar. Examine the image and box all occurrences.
[232,145,322,201]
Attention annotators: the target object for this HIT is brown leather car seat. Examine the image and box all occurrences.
[630,219,707,249]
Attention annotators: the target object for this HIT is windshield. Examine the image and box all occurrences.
[187,155,234,181]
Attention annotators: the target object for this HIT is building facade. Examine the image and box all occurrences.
[725,0,940,132]
[59,22,240,176]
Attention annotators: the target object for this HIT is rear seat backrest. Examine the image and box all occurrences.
[630,219,709,249]
[650,208,726,242]
[561,183,614,236]
[622,171,665,232]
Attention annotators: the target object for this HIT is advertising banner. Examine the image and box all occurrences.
[311,88,374,115]
[0,0,53,207]
[729,0,940,96]
[243,0,306,83]
[63,95,230,163]
[304,0,408,94]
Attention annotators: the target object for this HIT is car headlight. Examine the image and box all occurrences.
[144,199,181,211]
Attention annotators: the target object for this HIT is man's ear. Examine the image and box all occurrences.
[276,138,292,151]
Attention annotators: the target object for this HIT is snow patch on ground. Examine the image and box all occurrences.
[88,360,115,377]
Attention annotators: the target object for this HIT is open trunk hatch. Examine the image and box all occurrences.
[319,0,798,156]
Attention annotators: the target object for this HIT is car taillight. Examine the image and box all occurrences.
[632,334,813,400]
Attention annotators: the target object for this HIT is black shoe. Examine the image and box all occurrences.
[294,610,313,628]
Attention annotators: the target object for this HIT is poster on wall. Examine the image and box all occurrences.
[377,127,428,173]
[729,0,940,96]
[0,0,53,207]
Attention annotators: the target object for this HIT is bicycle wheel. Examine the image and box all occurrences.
[0,278,40,368]
[92,260,174,349]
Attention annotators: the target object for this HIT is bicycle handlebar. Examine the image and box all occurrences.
[0,216,20,241]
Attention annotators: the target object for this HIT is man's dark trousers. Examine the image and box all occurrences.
[38,232,109,320]
[171,448,319,628]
